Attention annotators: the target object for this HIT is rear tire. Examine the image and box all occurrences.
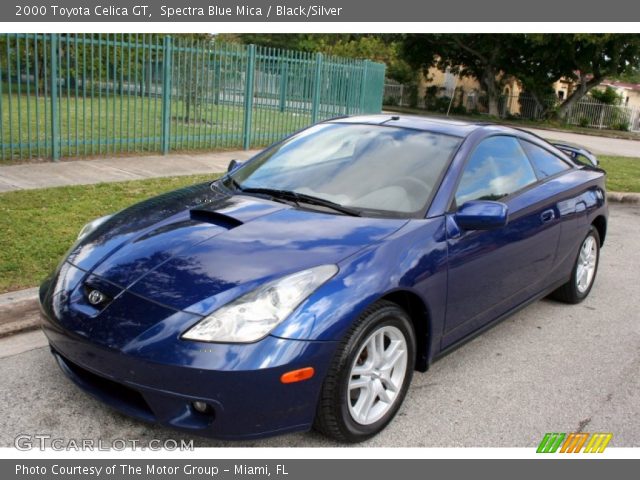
[551,226,600,304]
[313,301,416,443]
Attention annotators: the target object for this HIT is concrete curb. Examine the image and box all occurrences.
[0,194,637,338]
[0,287,39,306]
[0,288,40,338]
[607,191,640,204]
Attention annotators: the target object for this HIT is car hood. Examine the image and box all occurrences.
[65,182,408,314]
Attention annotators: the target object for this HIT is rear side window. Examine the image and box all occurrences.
[521,141,570,178]
[455,136,538,205]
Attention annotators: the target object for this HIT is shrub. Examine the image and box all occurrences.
[423,85,440,109]
[432,96,452,113]
[383,96,399,107]
[612,121,630,131]
[579,116,590,128]
[450,104,467,115]
[406,84,420,108]
[590,87,623,106]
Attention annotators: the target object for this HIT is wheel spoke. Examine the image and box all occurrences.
[576,264,584,283]
[579,268,588,288]
[386,342,405,367]
[377,379,393,404]
[349,376,370,391]
[382,375,399,393]
[374,332,385,365]
[383,339,401,362]
[579,248,587,264]
[354,381,377,422]
[352,359,374,377]
[364,336,380,367]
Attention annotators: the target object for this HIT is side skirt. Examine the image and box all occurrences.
[430,276,570,364]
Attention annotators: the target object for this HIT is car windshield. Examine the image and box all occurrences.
[227,123,461,217]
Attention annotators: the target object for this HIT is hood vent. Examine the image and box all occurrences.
[189,208,243,230]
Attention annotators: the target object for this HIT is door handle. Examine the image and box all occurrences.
[540,209,555,223]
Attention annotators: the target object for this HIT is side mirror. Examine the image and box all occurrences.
[455,200,508,230]
[227,159,244,172]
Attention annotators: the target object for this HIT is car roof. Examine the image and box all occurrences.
[326,114,575,152]
[327,114,491,137]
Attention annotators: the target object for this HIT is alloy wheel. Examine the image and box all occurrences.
[347,325,408,425]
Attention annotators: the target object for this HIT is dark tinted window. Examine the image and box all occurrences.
[455,136,537,205]
[521,141,570,178]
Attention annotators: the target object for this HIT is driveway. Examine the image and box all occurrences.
[521,127,640,157]
[1,204,638,448]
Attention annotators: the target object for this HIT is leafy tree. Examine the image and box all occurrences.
[400,34,640,119]
[617,67,640,83]
[220,34,351,53]
[541,34,640,118]
[590,86,622,105]
[317,36,413,84]
[505,34,567,117]
[221,34,412,83]
[401,34,526,116]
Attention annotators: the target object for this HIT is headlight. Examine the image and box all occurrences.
[181,265,338,343]
[77,215,113,241]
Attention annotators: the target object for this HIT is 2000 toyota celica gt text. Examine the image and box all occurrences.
[40,115,608,442]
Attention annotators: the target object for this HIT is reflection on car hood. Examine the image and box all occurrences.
[65,182,408,312]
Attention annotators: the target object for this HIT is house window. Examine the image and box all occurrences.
[557,91,565,100]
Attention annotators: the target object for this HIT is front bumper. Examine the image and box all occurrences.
[40,295,338,440]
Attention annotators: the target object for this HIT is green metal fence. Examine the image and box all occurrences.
[0,34,386,162]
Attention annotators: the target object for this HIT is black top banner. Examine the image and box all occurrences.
[3,0,640,22]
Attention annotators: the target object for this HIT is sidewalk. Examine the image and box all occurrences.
[0,150,260,193]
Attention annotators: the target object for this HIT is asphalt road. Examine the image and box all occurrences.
[1,204,638,449]
[521,127,640,157]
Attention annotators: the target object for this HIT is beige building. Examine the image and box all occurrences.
[416,66,640,115]
[597,80,640,109]
[416,66,572,116]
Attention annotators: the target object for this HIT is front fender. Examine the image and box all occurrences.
[270,218,449,346]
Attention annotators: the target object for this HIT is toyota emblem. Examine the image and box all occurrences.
[87,289,106,306]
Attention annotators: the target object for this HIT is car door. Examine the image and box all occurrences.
[442,135,562,348]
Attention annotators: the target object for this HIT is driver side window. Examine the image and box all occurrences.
[455,136,537,206]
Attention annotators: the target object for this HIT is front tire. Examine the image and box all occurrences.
[313,301,416,442]
[552,226,600,304]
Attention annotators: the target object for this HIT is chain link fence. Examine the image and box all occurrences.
[0,34,386,162]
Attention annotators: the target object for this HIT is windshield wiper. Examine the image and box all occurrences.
[240,187,361,217]
[223,176,243,191]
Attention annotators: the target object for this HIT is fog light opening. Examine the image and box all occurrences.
[191,401,214,415]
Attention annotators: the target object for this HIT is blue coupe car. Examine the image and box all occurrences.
[40,115,608,442]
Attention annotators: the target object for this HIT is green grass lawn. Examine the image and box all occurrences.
[0,173,218,293]
[598,156,640,192]
[0,156,637,294]
[0,92,312,163]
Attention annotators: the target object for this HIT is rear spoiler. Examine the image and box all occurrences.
[551,143,598,167]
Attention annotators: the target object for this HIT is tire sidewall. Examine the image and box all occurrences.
[336,307,416,440]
